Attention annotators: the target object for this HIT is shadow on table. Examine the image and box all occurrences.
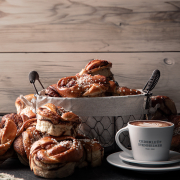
[0,156,179,180]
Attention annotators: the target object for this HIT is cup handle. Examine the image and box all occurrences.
[115,126,133,157]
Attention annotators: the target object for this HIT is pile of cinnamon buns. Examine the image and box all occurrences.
[0,59,179,179]
[0,94,104,179]
[43,59,180,156]
[45,59,142,98]
[0,59,143,179]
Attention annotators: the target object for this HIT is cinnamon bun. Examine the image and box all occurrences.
[56,74,109,97]
[15,94,36,122]
[151,95,177,120]
[1,113,23,137]
[45,84,61,97]
[36,103,81,136]
[0,118,17,163]
[13,118,44,166]
[116,87,142,96]
[30,136,84,178]
[77,59,114,81]
[76,134,104,168]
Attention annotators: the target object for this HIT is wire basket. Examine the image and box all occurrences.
[28,70,160,154]
[78,114,145,147]
[35,92,148,153]
[78,114,145,153]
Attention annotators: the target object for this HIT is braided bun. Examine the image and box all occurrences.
[116,87,142,96]
[77,59,114,81]
[56,74,109,98]
[1,113,23,136]
[15,94,36,122]
[76,134,104,168]
[36,103,81,136]
[13,118,44,166]
[30,136,83,178]
[151,95,177,120]
[45,84,61,97]
[0,119,17,158]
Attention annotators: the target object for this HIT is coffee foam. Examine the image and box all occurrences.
[130,121,172,127]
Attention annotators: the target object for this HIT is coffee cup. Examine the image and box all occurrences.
[115,120,174,161]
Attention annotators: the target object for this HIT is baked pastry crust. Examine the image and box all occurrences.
[30,136,83,178]
[151,95,177,120]
[0,119,17,156]
[56,74,109,98]
[1,113,23,136]
[36,103,81,136]
[77,59,114,81]
[45,84,61,97]
[116,87,142,96]
[76,134,104,168]
[15,94,36,122]
[13,118,43,166]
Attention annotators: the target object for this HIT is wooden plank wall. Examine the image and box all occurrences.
[0,0,180,113]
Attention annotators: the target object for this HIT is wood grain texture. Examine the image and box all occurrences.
[0,0,179,52]
[0,53,179,113]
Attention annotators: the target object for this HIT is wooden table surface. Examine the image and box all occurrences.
[0,153,180,180]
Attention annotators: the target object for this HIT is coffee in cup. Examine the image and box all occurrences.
[115,120,174,161]
[130,120,172,127]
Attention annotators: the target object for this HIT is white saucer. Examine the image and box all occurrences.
[119,151,180,166]
[107,152,180,173]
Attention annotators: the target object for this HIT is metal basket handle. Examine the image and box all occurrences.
[143,69,160,94]
[29,71,44,95]
[143,69,160,109]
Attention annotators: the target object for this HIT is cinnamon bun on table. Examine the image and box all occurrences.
[13,118,43,166]
[0,118,17,164]
[76,134,104,168]
[1,113,23,137]
[150,95,177,120]
[15,94,36,122]
[30,136,84,178]
[36,103,81,137]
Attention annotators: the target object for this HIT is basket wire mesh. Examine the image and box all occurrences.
[78,114,145,153]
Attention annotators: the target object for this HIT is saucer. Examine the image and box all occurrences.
[107,152,180,173]
[119,151,180,166]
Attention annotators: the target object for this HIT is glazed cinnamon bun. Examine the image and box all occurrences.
[0,119,17,163]
[76,134,104,168]
[15,94,36,122]
[13,118,43,166]
[45,84,61,97]
[56,74,109,98]
[77,59,114,81]
[30,136,84,178]
[116,87,142,96]
[36,103,81,136]
[151,95,177,120]
[1,113,23,137]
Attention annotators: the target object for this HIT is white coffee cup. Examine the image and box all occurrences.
[115,120,174,161]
